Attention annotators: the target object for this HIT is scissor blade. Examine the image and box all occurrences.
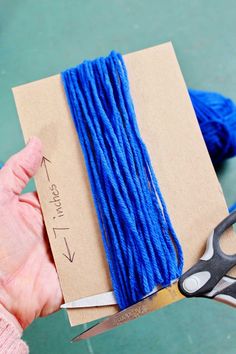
[72,282,184,342]
[61,291,117,308]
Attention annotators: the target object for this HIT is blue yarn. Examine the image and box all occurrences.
[62,51,183,309]
[229,202,236,213]
[189,89,236,166]
[61,51,236,308]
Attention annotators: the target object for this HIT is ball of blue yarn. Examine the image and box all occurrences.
[189,89,236,166]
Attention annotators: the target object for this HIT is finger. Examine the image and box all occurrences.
[0,137,43,195]
[19,191,44,227]
[19,191,41,212]
[19,192,46,240]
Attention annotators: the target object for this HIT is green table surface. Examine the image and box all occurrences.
[1,0,236,353]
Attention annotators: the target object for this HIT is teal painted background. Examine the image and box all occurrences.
[1,0,236,353]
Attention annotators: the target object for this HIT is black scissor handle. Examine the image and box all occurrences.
[178,211,236,298]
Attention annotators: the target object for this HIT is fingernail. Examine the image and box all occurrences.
[28,138,43,158]
[27,136,42,148]
[27,137,34,145]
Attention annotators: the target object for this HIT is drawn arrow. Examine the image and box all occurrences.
[41,156,51,182]
[63,237,75,263]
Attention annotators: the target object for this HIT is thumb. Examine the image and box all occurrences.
[1,137,43,195]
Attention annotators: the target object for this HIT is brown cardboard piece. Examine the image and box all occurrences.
[12,42,235,326]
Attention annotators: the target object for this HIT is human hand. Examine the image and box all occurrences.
[0,137,62,329]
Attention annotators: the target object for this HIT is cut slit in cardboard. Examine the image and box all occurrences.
[12,42,235,326]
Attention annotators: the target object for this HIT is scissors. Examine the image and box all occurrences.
[61,211,236,342]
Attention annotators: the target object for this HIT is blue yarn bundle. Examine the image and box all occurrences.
[189,89,236,166]
[62,51,183,309]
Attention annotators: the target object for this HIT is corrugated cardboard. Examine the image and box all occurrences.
[12,42,234,326]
